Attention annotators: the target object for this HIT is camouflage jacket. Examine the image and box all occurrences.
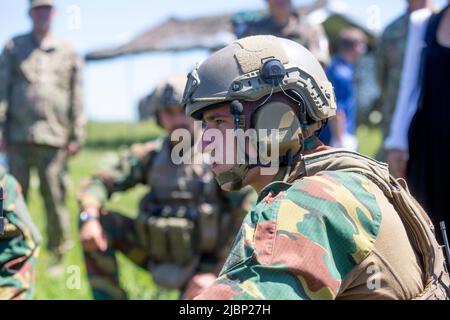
[0,166,40,300]
[196,144,428,300]
[234,12,330,65]
[0,33,85,147]
[375,14,409,138]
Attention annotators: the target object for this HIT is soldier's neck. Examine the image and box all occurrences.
[32,28,51,44]
[248,168,277,194]
[248,137,325,193]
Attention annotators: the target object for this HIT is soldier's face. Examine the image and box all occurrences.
[200,103,278,192]
[407,0,429,11]
[200,104,236,177]
[159,106,192,134]
[30,6,54,32]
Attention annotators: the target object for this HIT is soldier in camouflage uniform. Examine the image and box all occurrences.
[78,74,254,300]
[182,35,450,299]
[375,0,432,163]
[232,0,330,65]
[0,166,41,300]
[0,0,85,263]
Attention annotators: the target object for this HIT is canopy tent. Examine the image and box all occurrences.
[85,0,330,61]
[85,14,235,61]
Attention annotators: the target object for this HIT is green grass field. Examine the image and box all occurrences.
[27,121,381,300]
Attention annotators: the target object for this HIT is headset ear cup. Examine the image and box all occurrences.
[253,102,302,162]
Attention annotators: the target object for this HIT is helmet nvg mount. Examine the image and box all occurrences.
[183,35,337,190]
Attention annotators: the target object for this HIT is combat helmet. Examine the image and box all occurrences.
[183,35,337,189]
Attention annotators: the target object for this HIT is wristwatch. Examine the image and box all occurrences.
[79,211,98,224]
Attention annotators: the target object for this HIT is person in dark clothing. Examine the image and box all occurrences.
[407,5,450,236]
[387,5,450,243]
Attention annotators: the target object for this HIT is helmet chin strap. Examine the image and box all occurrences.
[214,160,292,191]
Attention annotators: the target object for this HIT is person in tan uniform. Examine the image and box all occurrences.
[0,0,85,268]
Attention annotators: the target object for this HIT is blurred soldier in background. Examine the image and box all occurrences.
[77,74,254,300]
[233,0,330,65]
[0,166,41,300]
[320,28,367,151]
[0,0,85,271]
[375,0,432,161]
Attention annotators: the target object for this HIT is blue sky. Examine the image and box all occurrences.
[0,0,446,121]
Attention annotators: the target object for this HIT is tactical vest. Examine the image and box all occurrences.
[138,140,231,289]
[288,149,450,300]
